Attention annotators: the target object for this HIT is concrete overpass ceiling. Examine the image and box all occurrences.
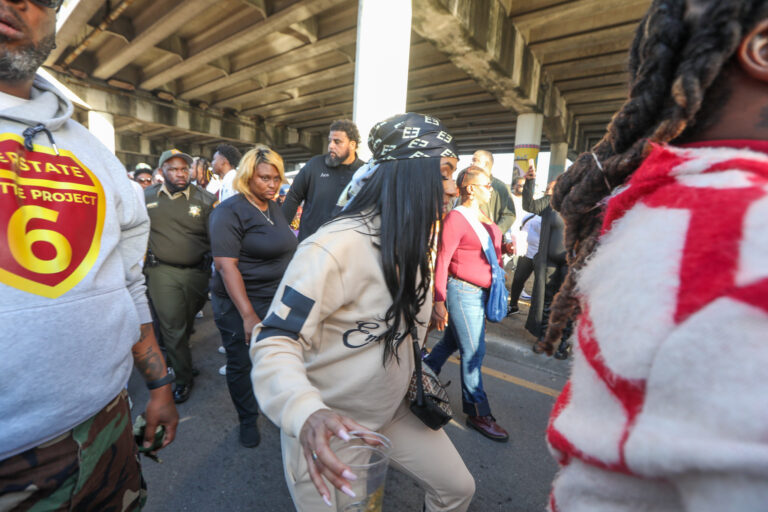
[48,0,648,165]
[511,0,652,151]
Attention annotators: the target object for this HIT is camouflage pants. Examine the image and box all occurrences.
[0,390,146,511]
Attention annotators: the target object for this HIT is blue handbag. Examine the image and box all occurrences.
[482,240,508,323]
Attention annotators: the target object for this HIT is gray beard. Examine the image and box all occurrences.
[324,150,349,168]
[0,33,55,82]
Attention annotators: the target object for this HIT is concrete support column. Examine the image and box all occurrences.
[549,142,569,181]
[139,137,152,159]
[353,0,412,161]
[514,112,543,184]
[88,110,115,154]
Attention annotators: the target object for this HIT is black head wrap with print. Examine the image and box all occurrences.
[338,113,457,208]
[368,112,458,162]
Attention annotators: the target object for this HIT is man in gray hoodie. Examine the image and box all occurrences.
[0,1,178,509]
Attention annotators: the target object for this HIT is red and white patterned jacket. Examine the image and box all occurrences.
[547,141,768,512]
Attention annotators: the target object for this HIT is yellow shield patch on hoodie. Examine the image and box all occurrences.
[0,133,106,298]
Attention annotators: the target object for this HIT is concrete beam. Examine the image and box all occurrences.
[562,85,627,104]
[140,0,349,91]
[532,23,637,64]
[557,72,628,92]
[49,70,262,145]
[240,0,269,17]
[247,84,354,117]
[502,0,564,17]
[216,62,355,109]
[180,28,356,100]
[526,1,648,42]
[282,17,319,44]
[412,0,575,144]
[548,52,628,81]
[92,0,211,80]
[46,0,104,66]
[514,0,648,31]
[412,0,541,114]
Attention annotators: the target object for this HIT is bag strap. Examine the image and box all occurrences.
[411,332,425,407]
[454,206,502,275]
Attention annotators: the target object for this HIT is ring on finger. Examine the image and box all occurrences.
[311,450,318,462]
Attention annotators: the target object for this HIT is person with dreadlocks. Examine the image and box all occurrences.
[542,1,768,510]
[249,113,474,512]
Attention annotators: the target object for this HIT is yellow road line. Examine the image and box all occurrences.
[447,356,561,398]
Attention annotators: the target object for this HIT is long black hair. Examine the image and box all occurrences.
[335,158,445,364]
[540,0,768,353]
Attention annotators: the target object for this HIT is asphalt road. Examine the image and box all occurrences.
[129,301,570,512]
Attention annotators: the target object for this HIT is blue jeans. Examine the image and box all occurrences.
[425,276,491,417]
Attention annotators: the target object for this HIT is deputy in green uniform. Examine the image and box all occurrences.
[144,149,217,403]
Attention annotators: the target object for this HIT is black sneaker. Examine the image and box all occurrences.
[507,305,519,316]
[239,422,261,448]
[554,341,571,360]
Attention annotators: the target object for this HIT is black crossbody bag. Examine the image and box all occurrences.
[407,338,453,430]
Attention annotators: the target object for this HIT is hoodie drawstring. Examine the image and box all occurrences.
[22,124,60,155]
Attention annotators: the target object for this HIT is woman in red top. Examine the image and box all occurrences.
[425,167,509,442]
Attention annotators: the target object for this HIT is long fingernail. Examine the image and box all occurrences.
[341,485,356,498]
[342,469,357,481]
[337,429,351,441]
[322,494,332,507]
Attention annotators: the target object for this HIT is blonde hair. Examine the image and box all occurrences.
[234,145,285,202]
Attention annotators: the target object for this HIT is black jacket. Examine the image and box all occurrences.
[282,155,364,241]
[521,178,566,338]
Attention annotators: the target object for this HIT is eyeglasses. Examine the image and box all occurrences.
[136,178,152,184]
[30,0,64,9]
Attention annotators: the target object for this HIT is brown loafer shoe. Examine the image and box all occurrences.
[466,415,509,442]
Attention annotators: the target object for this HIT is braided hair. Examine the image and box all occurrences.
[540,0,768,354]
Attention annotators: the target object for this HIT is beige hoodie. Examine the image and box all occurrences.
[250,215,432,439]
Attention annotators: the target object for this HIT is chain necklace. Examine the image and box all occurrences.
[247,197,274,225]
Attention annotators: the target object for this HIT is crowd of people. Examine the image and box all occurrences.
[2,0,768,511]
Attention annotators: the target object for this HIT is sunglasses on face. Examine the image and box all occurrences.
[30,0,64,9]
[136,178,152,184]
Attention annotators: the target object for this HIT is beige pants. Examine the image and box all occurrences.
[281,400,475,512]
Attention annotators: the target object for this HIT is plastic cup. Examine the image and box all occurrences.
[330,430,392,512]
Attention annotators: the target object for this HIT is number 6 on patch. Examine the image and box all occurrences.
[8,205,73,274]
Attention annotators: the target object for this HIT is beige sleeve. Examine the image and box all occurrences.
[249,241,346,439]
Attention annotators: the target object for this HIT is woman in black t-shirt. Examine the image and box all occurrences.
[209,145,298,448]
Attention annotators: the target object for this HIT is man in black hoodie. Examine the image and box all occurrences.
[282,119,364,241]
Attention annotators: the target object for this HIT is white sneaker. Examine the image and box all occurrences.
[218,346,226,354]
[219,365,227,376]
[521,292,531,300]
